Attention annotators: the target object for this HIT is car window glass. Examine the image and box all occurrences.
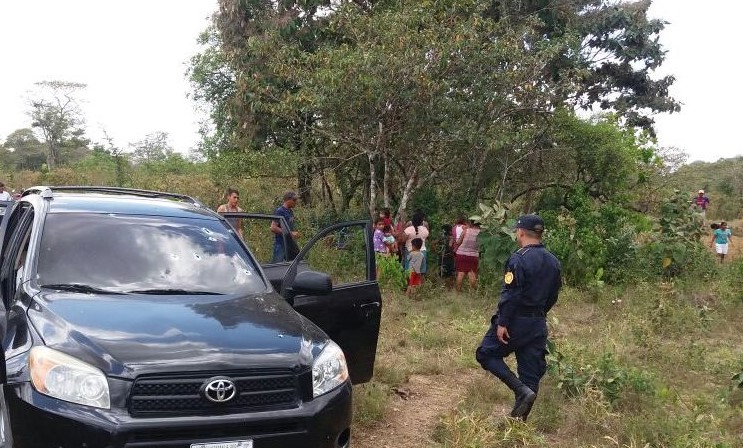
[1,205,34,303]
[239,217,282,264]
[301,225,369,286]
[1,202,28,253]
[13,225,32,289]
[36,214,266,294]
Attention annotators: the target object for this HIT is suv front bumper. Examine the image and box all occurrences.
[5,382,352,448]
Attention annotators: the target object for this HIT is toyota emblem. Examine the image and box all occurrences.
[202,378,237,403]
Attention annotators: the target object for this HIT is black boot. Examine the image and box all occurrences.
[518,393,536,421]
[499,372,536,419]
[510,385,536,419]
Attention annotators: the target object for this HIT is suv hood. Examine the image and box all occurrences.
[27,292,327,377]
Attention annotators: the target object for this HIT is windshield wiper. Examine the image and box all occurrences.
[41,283,127,295]
[127,289,224,295]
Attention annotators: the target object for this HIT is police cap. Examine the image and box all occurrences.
[515,214,545,233]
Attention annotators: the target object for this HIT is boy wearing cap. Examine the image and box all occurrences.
[694,190,710,218]
[270,191,300,262]
[475,214,562,421]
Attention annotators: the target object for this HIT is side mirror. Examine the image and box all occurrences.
[291,270,332,296]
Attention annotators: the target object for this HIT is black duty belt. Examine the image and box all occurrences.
[516,308,545,318]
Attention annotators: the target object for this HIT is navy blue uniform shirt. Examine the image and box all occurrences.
[496,243,562,327]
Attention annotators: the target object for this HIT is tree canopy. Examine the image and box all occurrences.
[190,0,679,217]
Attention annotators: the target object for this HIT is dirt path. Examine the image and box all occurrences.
[353,372,485,448]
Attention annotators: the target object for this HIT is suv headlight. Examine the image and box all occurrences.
[29,347,110,409]
[312,341,349,398]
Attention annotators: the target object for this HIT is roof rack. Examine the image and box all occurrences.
[21,186,204,207]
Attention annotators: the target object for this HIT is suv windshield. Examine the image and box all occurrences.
[37,213,265,294]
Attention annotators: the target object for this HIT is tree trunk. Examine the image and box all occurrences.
[46,142,57,170]
[297,162,312,206]
[383,153,391,208]
[367,151,377,219]
[395,166,418,223]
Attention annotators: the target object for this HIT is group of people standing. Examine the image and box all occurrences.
[373,209,430,294]
[372,209,484,293]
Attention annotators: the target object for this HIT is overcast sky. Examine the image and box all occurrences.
[0,1,741,163]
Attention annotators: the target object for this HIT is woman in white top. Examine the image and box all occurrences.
[404,212,429,273]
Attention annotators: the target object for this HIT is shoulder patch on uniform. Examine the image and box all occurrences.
[504,271,514,285]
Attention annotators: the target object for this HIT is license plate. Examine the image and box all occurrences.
[190,441,253,448]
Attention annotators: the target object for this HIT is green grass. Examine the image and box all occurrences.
[352,262,743,447]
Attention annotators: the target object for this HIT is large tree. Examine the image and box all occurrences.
[27,80,88,169]
[191,0,679,216]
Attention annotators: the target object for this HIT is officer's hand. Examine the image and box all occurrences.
[497,325,510,344]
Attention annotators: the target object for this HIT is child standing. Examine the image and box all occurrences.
[710,221,733,263]
[373,218,388,255]
[407,238,424,296]
[373,218,388,280]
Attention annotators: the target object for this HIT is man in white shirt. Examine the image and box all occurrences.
[0,183,12,201]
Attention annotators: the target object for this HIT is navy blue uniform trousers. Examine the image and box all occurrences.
[475,315,548,393]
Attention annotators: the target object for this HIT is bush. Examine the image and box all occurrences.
[547,341,655,405]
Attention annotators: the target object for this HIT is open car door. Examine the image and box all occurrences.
[0,200,18,447]
[220,212,300,291]
[280,220,381,385]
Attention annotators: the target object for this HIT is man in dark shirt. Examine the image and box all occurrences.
[270,191,300,262]
[475,214,562,421]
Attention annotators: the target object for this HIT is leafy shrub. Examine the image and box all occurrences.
[547,341,655,405]
[469,201,517,285]
[648,189,707,277]
[376,255,407,291]
[542,185,642,287]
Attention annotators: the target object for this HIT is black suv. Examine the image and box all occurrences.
[0,187,382,448]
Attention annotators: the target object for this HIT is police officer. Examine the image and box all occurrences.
[475,214,562,420]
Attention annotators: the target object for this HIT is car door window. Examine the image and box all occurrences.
[221,213,300,264]
[236,216,286,265]
[0,206,34,306]
[301,225,370,286]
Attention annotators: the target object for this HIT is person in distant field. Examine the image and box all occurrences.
[475,214,562,422]
[407,238,424,296]
[0,183,12,201]
[455,219,482,292]
[710,221,733,263]
[270,191,300,263]
[217,188,244,239]
[694,189,710,218]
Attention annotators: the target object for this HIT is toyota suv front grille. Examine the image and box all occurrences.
[129,371,301,417]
